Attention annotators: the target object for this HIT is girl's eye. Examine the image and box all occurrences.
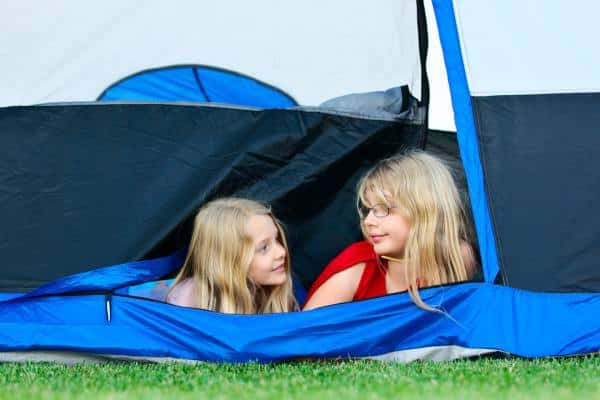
[359,204,369,219]
[258,244,269,253]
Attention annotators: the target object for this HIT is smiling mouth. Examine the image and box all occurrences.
[370,234,388,243]
[272,264,285,272]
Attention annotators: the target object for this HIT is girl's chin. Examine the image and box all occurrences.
[372,242,392,253]
[261,276,287,287]
[373,245,404,259]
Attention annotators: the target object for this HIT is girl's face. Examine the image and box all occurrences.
[246,214,288,286]
[361,191,411,259]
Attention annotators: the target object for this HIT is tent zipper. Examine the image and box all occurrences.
[105,293,112,322]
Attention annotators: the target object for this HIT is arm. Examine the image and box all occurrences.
[166,278,198,308]
[302,262,365,311]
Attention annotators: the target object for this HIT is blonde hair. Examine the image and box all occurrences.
[357,151,477,310]
[170,198,297,314]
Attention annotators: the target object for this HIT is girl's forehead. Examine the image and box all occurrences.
[363,187,393,205]
[246,214,278,241]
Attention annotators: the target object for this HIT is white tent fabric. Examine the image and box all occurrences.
[1,1,421,108]
[425,0,454,131]
[453,0,600,96]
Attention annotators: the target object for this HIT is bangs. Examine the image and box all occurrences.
[357,169,395,208]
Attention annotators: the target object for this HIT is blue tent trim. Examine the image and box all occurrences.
[432,0,500,283]
[98,65,298,109]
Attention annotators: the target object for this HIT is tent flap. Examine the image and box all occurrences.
[0,103,426,292]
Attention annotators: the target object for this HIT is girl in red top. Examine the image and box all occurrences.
[304,151,478,311]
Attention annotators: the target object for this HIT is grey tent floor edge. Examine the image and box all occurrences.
[0,346,498,365]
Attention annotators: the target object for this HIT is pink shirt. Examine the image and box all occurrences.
[166,278,197,308]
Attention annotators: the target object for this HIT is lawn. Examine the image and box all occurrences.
[0,356,598,400]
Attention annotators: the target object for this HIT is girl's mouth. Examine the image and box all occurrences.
[370,234,388,243]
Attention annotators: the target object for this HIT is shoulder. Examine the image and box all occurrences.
[166,278,197,308]
[303,241,376,310]
[321,261,367,294]
[303,262,366,310]
[324,261,367,283]
[331,241,377,265]
[310,241,375,290]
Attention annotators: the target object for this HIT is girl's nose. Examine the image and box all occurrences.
[275,242,286,259]
[363,210,378,226]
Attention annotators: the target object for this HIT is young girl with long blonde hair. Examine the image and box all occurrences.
[303,151,479,311]
[167,197,297,314]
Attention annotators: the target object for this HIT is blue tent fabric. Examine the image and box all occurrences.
[15,250,187,301]
[1,258,599,362]
[432,0,500,283]
[99,66,297,109]
[4,249,307,307]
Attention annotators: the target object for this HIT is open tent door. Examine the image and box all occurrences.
[0,0,428,293]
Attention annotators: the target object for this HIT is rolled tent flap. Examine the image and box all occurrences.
[15,250,185,300]
[1,282,599,362]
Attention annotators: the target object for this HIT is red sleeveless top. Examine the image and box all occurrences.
[306,241,387,302]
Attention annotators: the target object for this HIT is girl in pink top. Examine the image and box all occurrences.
[167,198,297,314]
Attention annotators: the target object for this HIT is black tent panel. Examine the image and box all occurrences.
[0,104,425,292]
[472,93,600,292]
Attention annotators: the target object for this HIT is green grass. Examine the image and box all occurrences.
[0,356,598,400]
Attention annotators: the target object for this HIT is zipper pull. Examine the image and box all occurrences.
[105,293,112,322]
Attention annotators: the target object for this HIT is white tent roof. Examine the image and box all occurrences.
[1,1,424,110]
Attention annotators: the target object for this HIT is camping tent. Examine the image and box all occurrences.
[0,0,598,363]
